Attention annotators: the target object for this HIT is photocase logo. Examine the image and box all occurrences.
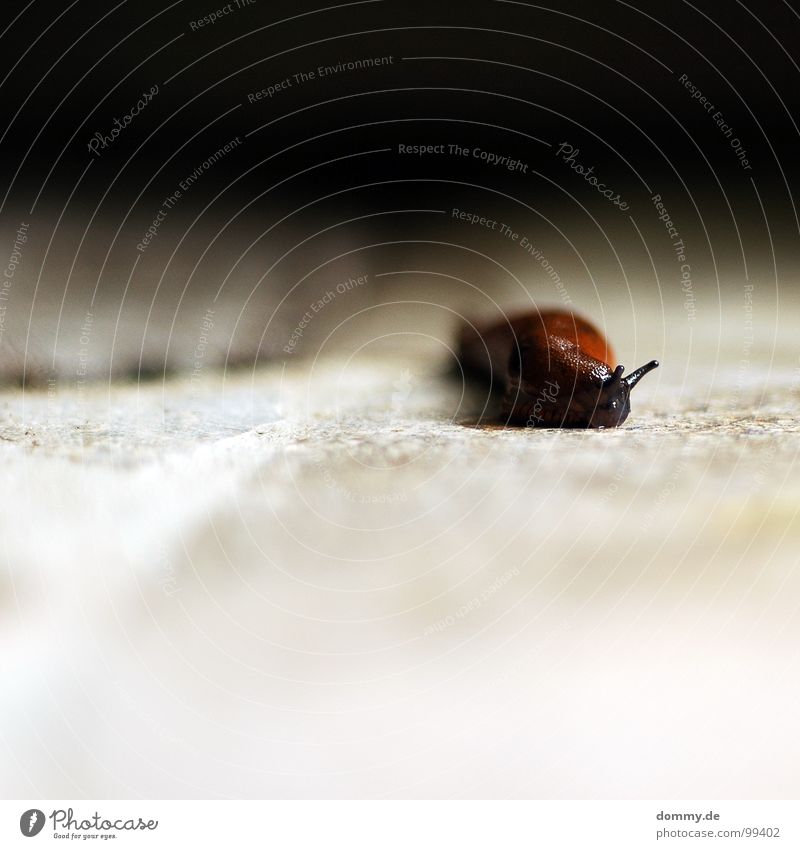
[15,806,159,837]
[19,809,45,837]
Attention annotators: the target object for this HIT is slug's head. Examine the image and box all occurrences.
[589,360,659,428]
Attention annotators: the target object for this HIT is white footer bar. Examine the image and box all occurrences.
[2,800,797,848]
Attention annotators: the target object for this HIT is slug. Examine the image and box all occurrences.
[458,309,658,428]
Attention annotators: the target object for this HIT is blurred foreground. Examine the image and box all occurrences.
[1,303,799,798]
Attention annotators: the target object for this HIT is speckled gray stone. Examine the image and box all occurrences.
[1,341,799,799]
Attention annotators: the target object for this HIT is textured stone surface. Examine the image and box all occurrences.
[1,342,799,798]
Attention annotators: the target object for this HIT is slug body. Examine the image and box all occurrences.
[458,309,658,428]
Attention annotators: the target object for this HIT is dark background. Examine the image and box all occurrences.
[1,0,797,376]
[6,0,800,191]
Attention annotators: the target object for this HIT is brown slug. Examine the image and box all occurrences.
[458,309,658,428]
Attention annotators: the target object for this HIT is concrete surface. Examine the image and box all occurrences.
[1,334,799,798]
